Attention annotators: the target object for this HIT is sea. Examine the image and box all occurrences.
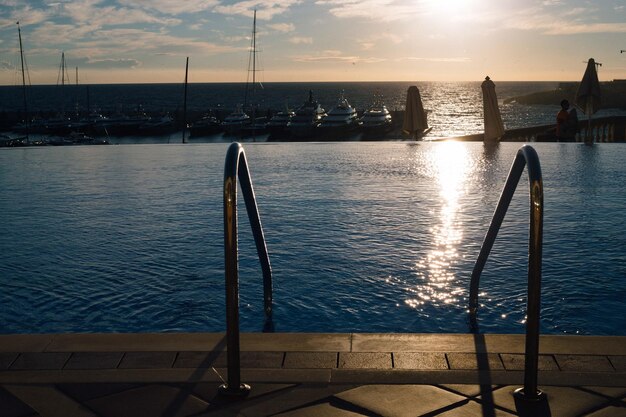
[1,82,626,337]
[2,81,626,139]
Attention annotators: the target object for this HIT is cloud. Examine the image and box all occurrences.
[289,36,313,44]
[268,23,295,32]
[1,5,53,28]
[213,0,302,20]
[75,57,141,69]
[0,61,13,71]
[116,0,219,15]
[293,50,385,63]
[358,32,403,50]
[61,1,180,27]
[401,57,471,63]
[502,4,626,35]
[315,0,428,22]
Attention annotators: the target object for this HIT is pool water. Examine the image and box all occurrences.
[1,142,625,335]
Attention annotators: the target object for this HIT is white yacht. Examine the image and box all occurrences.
[318,93,359,137]
[360,103,393,137]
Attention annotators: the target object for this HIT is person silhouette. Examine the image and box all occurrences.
[556,99,577,142]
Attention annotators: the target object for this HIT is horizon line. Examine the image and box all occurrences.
[0,79,603,87]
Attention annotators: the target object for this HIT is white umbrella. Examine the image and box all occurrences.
[575,58,601,144]
[481,76,505,143]
[402,86,428,139]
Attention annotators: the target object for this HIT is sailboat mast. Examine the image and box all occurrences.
[252,10,256,96]
[251,10,257,140]
[17,21,28,135]
[59,51,66,86]
[182,57,189,144]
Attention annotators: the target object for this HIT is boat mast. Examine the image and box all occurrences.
[17,21,29,139]
[251,9,257,140]
[182,57,189,144]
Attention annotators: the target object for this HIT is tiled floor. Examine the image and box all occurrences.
[0,332,625,416]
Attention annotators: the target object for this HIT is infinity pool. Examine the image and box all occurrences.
[1,142,625,335]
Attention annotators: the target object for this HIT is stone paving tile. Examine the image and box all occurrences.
[0,386,38,417]
[0,353,18,370]
[435,399,517,416]
[334,384,467,417]
[190,382,295,403]
[610,356,626,371]
[63,352,123,370]
[118,351,177,369]
[173,351,284,369]
[585,404,626,416]
[238,351,284,368]
[57,383,140,402]
[439,384,502,398]
[500,353,559,371]
[338,353,391,369]
[273,402,371,416]
[10,352,71,370]
[490,385,613,417]
[393,352,448,370]
[284,352,337,369]
[555,355,615,372]
[4,384,96,417]
[195,384,359,417]
[447,353,505,370]
[581,386,626,399]
[173,351,227,368]
[84,384,212,417]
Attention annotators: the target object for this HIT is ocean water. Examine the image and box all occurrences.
[1,141,625,335]
[2,81,626,138]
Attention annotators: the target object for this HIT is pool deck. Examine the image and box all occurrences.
[0,333,625,416]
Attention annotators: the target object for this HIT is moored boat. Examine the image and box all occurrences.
[360,97,393,138]
[266,109,295,139]
[189,112,222,137]
[317,92,359,138]
[287,91,326,139]
[222,106,251,136]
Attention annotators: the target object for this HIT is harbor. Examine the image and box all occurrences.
[2,2,626,415]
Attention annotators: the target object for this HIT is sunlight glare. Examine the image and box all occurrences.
[406,142,470,310]
[426,0,473,17]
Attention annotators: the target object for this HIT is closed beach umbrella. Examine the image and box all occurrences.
[402,85,428,139]
[575,58,601,144]
[481,76,505,143]
[575,58,601,116]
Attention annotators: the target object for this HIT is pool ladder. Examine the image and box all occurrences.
[469,144,546,405]
[220,142,546,406]
[220,142,273,397]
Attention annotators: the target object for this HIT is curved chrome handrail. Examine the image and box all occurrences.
[468,145,545,404]
[221,142,273,397]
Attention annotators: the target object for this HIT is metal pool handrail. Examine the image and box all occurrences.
[221,142,273,397]
[468,144,546,404]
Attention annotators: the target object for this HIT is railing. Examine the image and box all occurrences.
[446,116,626,143]
[468,145,547,405]
[221,142,273,397]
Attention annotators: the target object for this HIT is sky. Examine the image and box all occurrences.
[0,0,625,85]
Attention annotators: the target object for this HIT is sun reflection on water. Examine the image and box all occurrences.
[406,142,470,310]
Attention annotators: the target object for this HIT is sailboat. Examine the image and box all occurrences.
[3,22,30,146]
[224,10,266,138]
